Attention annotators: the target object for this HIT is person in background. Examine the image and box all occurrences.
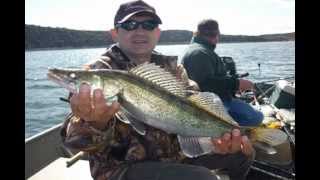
[181,19,263,127]
[61,1,255,180]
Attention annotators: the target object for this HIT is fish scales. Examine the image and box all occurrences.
[106,73,233,137]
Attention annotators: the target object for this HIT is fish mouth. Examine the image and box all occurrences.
[47,69,77,93]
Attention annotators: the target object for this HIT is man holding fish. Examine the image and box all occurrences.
[58,1,256,180]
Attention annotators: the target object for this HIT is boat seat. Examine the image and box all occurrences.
[28,157,93,180]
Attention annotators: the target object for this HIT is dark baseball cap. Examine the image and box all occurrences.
[114,0,162,26]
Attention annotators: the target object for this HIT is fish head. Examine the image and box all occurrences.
[47,68,103,93]
[47,68,125,98]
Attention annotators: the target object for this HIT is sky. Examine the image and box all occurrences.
[25,0,295,36]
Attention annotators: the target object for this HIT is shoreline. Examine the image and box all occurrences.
[25,40,294,52]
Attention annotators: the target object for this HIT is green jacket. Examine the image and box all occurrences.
[181,36,239,102]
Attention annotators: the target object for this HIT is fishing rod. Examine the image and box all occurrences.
[256,76,295,84]
[66,151,86,167]
[253,75,294,101]
[59,97,70,103]
[251,160,295,180]
[254,84,276,102]
[255,62,294,83]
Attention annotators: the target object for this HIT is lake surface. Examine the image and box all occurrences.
[25,41,295,138]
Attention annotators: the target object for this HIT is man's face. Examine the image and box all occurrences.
[212,34,219,44]
[112,15,161,56]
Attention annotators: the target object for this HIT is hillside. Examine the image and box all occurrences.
[25,25,294,50]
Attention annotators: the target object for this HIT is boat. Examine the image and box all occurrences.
[242,79,295,180]
[25,79,295,180]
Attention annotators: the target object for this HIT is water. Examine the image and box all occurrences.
[25,41,295,138]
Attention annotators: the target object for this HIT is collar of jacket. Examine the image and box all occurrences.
[105,43,178,72]
[191,36,215,51]
[110,43,170,64]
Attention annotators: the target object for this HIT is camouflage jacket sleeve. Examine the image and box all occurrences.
[60,56,115,152]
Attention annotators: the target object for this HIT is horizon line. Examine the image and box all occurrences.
[25,24,295,37]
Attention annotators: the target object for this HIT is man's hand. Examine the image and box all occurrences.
[211,129,254,156]
[238,79,254,93]
[70,83,120,130]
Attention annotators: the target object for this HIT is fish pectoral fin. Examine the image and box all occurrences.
[105,88,124,105]
[177,136,213,158]
[115,111,130,124]
[253,141,277,155]
[130,118,146,136]
[116,106,146,136]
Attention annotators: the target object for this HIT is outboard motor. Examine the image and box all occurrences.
[221,56,250,98]
[221,56,249,78]
[221,56,237,77]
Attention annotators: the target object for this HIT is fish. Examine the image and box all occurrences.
[47,62,288,157]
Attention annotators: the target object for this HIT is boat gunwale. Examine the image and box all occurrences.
[25,122,63,143]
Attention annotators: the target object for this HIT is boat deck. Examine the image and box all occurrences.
[28,157,92,180]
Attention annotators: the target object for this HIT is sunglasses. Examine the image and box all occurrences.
[116,20,159,31]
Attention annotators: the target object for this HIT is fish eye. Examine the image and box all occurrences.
[69,73,76,79]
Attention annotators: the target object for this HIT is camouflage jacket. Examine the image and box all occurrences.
[60,44,189,180]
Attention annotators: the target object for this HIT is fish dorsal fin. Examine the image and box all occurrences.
[187,92,239,126]
[129,63,187,97]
